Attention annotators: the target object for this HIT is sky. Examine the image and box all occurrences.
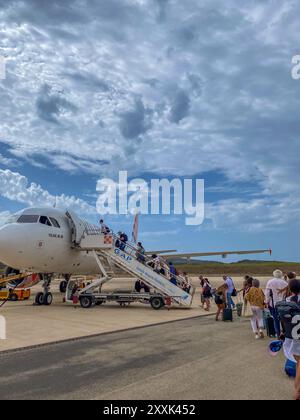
[0,0,300,262]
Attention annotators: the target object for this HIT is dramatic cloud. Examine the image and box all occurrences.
[0,169,96,215]
[0,0,300,232]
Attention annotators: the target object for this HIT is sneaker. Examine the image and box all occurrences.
[259,330,265,339]
[255,333,260,340]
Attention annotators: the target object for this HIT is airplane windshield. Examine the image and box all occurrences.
[39,216,52,227]
[49,217,60,228]
[17,215,40,223]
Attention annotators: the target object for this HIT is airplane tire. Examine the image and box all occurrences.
[150,297,165,310]
[35,292,44,306]
[59,281,67,294]
[43,292,53,306]
[80,296,93,309]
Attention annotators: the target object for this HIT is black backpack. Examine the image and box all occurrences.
[276,300,300,340]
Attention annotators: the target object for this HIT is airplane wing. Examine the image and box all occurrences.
[146,250,178,255]
[162,249,272,260]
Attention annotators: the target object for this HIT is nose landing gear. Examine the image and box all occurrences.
[35,274,54,306]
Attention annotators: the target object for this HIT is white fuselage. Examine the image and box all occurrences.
[0,207,101,275]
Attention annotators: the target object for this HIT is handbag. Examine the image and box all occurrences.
[242,300,254,318]
[231,288,237,297]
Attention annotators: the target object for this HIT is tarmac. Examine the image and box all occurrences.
[0,315,292,400]
[0,276,270,352]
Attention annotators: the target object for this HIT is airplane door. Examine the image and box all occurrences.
[65,210,86,246]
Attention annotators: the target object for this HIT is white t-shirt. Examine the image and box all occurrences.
[265,277,288,306]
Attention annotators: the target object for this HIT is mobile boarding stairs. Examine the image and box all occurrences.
[66,211,195,310]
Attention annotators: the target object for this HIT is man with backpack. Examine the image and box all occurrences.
[119,232,128,251]
[276,278,300,400]
[223,275,236,310]
[265,269,288,338]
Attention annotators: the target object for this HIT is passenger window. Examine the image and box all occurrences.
[39,216,52,227]
[50,217,60,228]
[17,215,39,223]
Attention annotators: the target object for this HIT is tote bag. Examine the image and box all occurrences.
[242,300,254,318]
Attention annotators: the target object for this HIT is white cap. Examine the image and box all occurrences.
[273,269,283,279]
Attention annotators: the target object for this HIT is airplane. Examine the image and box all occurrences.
[0,207,272,306]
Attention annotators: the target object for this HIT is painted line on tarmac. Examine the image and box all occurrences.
[0,312,219,356]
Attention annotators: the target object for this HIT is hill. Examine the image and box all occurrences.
[176,261,300,276]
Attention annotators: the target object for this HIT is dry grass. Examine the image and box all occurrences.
[177,261,300,276]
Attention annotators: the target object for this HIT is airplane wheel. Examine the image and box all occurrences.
[80,296,93,308]
[43,292,53,306]
[150,297,165,310]
[59,281,67,294]
[10,293,18,302]
[35,292,44,306]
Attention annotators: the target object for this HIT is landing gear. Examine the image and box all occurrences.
[43,292,53,306]
[59,274,70,294]
[59,281,68,294]
[35,292,44,306]
[35,274,54,306]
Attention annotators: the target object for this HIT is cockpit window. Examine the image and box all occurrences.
[39,216,52,227]
[49,217,60,228]
[17,215,39,224]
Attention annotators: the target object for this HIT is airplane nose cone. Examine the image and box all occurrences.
[0,225,23,267]
[0,226,11,260]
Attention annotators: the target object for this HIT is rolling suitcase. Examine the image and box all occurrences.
[236,302,243,317]
[223,308,233,322]
[264,311,276,337]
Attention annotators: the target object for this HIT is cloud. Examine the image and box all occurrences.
[0,169,96,215]
[0,211,11,227]
[119,98,153,139]
[36,84,77,124]
[169,89,190,124]
[0,0,300,232]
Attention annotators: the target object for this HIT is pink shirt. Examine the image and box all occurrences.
[265,277,288,306]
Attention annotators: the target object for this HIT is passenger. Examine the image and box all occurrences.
[99,219,110,234]
[135,280,142,293]
[199,275,205,308]
[182,272,191,293]
[265,270,288,338]
[153,255,162,273]
[115,231,122,248]
[242,275,253,298]
[119,232,128,251]
[136,242,146,263]
[201,278,212,311]
[147,254,158,270]
[169,262,177,286]
[245,279,266,340]
[223,275,236,310]
[140,281,150,293]
[280,272,297,298]
[280,279,300,400]
[215,283,228,321]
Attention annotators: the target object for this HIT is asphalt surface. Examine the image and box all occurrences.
[0,316,293,400]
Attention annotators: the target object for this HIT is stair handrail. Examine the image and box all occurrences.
[106,232,193,295]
